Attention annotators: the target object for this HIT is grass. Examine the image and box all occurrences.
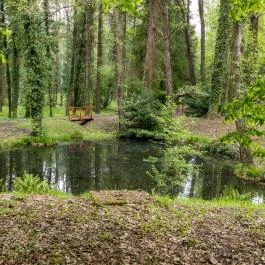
[0,115,116,150]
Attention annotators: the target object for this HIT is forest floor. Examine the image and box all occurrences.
[184,117,236,140]
[1,191,265,265]
[0,113,232,147]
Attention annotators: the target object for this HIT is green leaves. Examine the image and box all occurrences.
[102,0,142,13]
[223,79,265,159]
[230,0,265,21]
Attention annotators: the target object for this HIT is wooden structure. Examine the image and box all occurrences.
[68,106,93,125]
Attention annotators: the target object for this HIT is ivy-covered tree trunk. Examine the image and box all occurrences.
[162,0,174,98]
[84,0,95,106]
[208,0,231,118]
[229,22,252,164]
[198,0,206,84]
[2,0,12,118]
[11,33,20,118]
[95,2,103,114]
[144,0,159,91]
[242,14,260,90]
[0,0,4,112]
[23,1,45,136]
[43,0,53,117]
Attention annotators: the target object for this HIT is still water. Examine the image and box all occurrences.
[0,140,264,200]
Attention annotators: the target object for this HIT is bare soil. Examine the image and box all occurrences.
[0,121,30,140]
[184,117,236,140]
[1,192,265,265]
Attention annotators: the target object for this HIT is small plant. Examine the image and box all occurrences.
[222,186,252,201]
[99,232,113,242]
[14,173,51,194]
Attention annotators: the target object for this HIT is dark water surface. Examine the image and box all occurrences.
[0,140,264,201]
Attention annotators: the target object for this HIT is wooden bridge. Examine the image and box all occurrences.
[68,106,94,125]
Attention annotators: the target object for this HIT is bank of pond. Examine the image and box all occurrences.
[0,139,264,203]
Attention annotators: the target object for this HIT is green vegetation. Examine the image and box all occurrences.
[147,146,201,195]
[14,173,51,194]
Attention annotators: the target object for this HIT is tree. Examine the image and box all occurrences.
[208,0,231,118]
[23,0,46,136]
[198,0,205,83]
[162,0,174,98]
[176,0,196,86]
[144,0,159,91]
[95,2,103,114]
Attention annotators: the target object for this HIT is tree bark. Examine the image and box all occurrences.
[11,34,20,118]
[0,0,4,112]
[229,22,252,164]
[198,0,206,83]
[176,0,196,85]
[144,0,159,91]
[162,0,174,98]
[1,0,11,118]
[95,2,103,114]
[114,10,126,129]
[208,0,231,118]
[66,7,76,114]
[43,0,53,117]
[84,0,95,106]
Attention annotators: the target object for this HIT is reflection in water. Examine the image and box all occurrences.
[0,140,265,200]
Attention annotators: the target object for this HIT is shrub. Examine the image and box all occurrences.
[222,186,252,201]
[183,92,209,117]
[14,173,51,194]
[146,146,201,195]
[120,93,189,142]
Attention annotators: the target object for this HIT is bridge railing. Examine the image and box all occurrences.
[68,106,93,121]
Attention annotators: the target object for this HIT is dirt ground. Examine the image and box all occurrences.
[1,191,265,265]
[85,114,119,133]
[184,117,236,140]
[0,121,30,140]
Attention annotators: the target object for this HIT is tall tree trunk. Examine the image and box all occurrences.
[144,0,159,91]
[198,0,206,84]
[11,34,20,118]
[43,0,53,117]
[5,41,11,119]
[242,13,260,90]
[66,8,76,114]
[229,23,252,164]
[114,10,126,129]
[84,0,95,106]
[185,0,196,85]
[176,0,196,85]
[0,0,4,112]
[2,0,11,118]
[162,0,174,98]
[208,0,231,118]
[95,2,103,114]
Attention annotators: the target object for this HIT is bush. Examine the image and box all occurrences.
[120,93,189,142]
[222,186,252,201]
[183,92,209,117]
[14,173,51,194]
[146,146,201,195]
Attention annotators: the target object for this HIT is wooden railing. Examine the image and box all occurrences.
[68,106,93,121]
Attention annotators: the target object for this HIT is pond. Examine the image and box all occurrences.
[0,140,264,201]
